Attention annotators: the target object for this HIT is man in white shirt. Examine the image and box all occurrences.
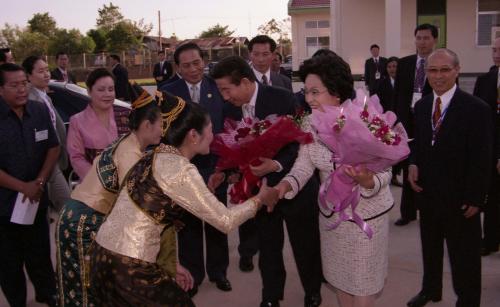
[249,35,292,91]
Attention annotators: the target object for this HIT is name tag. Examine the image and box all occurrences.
[35,129,48,142]
[375,71,381,80]
[411,92,422,109]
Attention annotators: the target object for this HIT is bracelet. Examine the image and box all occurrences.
[250,196,262,208]
[37,177,45,186]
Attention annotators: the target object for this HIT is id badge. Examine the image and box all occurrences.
[375,71,381,80]
[411,92,422,109]
[35,129,48,142]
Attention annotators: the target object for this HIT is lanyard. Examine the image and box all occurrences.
[431,104,449,146]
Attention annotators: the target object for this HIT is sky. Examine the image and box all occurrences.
[0,0,290,39]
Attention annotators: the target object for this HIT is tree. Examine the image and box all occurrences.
[258,18,291,44]
[0,23,21,47]
[106,20,141,52]
[87,28,107,52]
[96,2,124,32]
[11,31,49,60]
[28,12,57,38]
[198,24,234,38]
[48,29,95,55]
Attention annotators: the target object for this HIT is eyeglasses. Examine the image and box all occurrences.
[425,67,455,74]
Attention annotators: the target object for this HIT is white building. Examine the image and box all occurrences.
[288,0,500,74]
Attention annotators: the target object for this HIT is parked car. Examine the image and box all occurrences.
[280,56,293,78]
[47,80,131,188]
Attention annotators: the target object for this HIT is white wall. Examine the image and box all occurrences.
[290,11,331,71]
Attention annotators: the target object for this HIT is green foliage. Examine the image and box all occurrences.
[87,28,107,53]
[199,24,234,38]
[48,29,95,55]
[0,23,21,47]
[96,2,124,32]
[28,12,57,37]
[11,31,49,60]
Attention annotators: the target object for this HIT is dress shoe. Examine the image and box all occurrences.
[407,292,441,307]
[481,246,499,256]
[394,218,415,226]
[260,300,280,307]
[187,284,198,298]
[239,256,254,272]
[210,276,232,291]
[304,293,322,307]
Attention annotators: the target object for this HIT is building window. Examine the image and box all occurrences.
[477,0,500,46]
[305,20,330,29]
[306,36,330,56]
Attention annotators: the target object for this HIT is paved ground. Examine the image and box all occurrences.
[2,183,500,307]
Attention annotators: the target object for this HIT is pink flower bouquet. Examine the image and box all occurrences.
[311,89,410,238]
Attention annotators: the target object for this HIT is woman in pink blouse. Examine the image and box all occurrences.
[67,68,118,179]
[67,68,119,179]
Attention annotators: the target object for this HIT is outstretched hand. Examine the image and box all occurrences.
[256,178,280,212]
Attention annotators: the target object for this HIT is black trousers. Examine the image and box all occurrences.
[0,208,56,307]
[257,181,322,302]
[177,193,229,285]
[238,217,259,259]
[419,205,482,307]
[400,159,418,220]
[482,167,500,250]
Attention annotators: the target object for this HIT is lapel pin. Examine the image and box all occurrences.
[207,93,212,98]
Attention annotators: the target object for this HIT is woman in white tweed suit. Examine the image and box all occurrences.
[275,53,393,307]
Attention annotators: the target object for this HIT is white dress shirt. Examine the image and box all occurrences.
[432,84,457,120]
[185,80,202,103]
[242,82,259,118]
[252,68,272,86]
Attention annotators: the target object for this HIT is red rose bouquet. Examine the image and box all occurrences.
[211,112,313,203]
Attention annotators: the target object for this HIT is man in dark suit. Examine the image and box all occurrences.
[407,49,492,307]
[249,35,292,91]
[153,50,173,87]
[473,36,500,256]
[50,52,76,84]
[109,54,130,101]
[364,44,388,95]
[393,23,438,226]
[160,43,232,296]
[237,35,294,274]
[212,56,322,307]
[0,48,14,65]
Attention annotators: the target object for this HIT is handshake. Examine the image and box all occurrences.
[208,171,294,213]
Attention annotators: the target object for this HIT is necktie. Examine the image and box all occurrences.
[243,103,254,118]
[191,85,199,103]
[261,74,268,85]
[414,58,426,92]
[62,70,68,82]
[433,97,442,127]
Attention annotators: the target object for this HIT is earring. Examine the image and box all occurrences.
[193,142,197,145]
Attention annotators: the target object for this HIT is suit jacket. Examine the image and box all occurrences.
[50,68,76,84]
[153,61,173,84]
[160,76,227,187]
[270,71,292,91]
[225,84,299,187]
[376,77,395,112]
[112,64,130,101]
[364,57,388,94]
[473,65,500,159]
[410,88,492,212]
[28,88,69,170]
[394,54,432,137]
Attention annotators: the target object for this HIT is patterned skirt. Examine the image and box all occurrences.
[56,199,105,307]
[90,243,194,307]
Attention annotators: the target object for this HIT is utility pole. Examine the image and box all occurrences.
[158,10,162,51]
